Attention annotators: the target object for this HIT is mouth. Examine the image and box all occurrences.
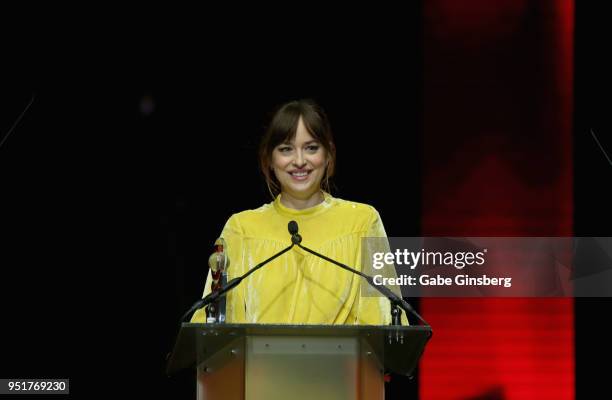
[288,170,312,181]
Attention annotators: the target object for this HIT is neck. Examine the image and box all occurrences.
[280,190,324,210]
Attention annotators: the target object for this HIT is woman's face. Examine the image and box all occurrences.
[271,117,328,200]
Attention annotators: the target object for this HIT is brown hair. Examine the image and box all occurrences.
[259,99,337,198]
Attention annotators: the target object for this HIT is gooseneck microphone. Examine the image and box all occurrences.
[289,221,429,326]
[181,220,427,327]
[288,220,302,244]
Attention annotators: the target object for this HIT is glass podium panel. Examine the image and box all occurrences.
[167,323,431,400]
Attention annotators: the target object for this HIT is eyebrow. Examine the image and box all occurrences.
[280,140,320,145]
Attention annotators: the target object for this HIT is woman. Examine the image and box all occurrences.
[191,99,405,325]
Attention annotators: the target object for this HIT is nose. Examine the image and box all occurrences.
[293,150,306,168]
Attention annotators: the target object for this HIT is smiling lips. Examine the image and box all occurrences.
[289,169,312,181]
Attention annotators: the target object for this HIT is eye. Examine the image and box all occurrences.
[305,145,320,152]
[277,146,292,153]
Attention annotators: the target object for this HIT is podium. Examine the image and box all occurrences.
[167,323,432,400]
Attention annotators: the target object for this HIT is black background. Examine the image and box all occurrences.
[574,1,612,399]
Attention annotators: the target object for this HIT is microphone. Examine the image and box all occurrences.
[180,226,296,323]
[288,220,302,244]
[288,221,428,326]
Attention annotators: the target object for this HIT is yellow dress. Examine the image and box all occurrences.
[191,192,406,325]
